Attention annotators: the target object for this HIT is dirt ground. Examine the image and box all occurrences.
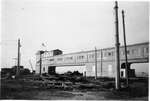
[0,77,148,100]
[6,89,147,100]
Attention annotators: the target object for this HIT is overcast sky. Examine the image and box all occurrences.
[1,0,149,70]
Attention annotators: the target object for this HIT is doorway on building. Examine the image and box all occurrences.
[120,63,135,78]
[48,66,56,75]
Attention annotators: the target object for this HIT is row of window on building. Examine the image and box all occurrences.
[43,47,148,62]
[103,47,148,57]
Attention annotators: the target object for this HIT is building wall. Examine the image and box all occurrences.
[35,42,149,77]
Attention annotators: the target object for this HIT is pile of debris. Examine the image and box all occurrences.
[19,72,115,91]
[1,70,115,91]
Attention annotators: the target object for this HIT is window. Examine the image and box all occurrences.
[78,55,84,59]
[70,57,73,60]
[132,49,135,54]
[97,53,100,58]
[108,52,111,56]
[146,47,149,53]
[104,52,108,57]
[66,56,73,60]
[43,67,45,72]
[143,47,149,54]
[122,51,125,55]
[112,51,114,56]
[57,58,63,61]
[89,54,94,58]
[127,50,130,54]
[49,59,54,61]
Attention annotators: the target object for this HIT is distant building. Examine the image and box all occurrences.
[1,65,24,76]
[1,68,12,75]
[12,65,24,73]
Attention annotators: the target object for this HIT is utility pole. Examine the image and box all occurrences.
[122,10,129,87]
[95,47,97,79]
[39,51,42,75]
[39,51,44,75]
[16,38,21,78]
[114,1,120,90]
[100,49,103,76]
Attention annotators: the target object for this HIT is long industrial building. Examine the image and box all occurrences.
[35,42,149,78]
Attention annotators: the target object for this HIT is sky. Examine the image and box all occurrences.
[1,0,149,71]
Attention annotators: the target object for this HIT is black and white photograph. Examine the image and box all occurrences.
[0,0,149,100]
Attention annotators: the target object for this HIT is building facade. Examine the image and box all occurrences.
[35,42,149,78]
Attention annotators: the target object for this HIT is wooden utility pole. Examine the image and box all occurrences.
[122,10,129,87]
[16,38,21,78]
[39,51,44,75]
[95,47,97,79]
[100,49,103,76]
[114,1,120,90]
[39,51,42,75]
